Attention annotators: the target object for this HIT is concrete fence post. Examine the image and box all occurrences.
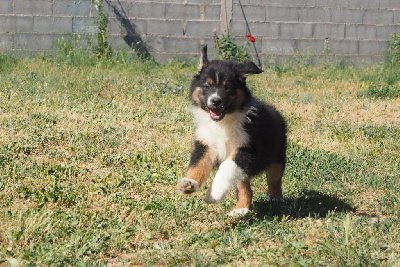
[220,0,233,34]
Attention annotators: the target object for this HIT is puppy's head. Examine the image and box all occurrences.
[190,45,263,121]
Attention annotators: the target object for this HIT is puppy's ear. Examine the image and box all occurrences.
[198,45,209,72]
[236,61,263,78]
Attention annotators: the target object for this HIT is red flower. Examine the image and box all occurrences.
[245,34,256,43]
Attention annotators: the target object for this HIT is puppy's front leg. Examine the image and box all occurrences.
[204,158,246,203]
[177,141,214,194]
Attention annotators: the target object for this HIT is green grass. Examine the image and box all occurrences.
[0,53,399,266]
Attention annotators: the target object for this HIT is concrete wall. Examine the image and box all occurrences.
[1,0,400,64]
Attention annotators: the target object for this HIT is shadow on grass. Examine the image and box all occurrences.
[252,190,354,220]
[247,144,366,220]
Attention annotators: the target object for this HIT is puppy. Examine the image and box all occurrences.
[177,45,287,216]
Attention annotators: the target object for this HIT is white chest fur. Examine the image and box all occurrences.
[192,107,249,161]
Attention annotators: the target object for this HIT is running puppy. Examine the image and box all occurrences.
[177,45,287,216]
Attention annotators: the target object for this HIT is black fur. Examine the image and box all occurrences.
[235,98,287,176]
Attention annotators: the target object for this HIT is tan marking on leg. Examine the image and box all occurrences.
[186,150,214,187]
[266,163,284,198]
[234,179,253,210]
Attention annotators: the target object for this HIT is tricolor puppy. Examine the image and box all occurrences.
[177,45,287,216]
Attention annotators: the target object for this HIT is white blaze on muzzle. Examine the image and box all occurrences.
[207,92,226,121]
[207,93,220,107]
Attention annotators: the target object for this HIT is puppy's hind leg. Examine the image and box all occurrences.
[266,162,285,203]
[229,179,253,217]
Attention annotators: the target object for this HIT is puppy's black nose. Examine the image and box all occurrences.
[211,97,222,107]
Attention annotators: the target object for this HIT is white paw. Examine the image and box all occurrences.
[177,178,199,194]
[203,158,244,203]
[204,185,227,203]
[266,194,285,203]
[229,208,250,217]
[203,189,217,203]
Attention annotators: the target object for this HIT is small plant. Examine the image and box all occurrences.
[93,0,112,59]
[55,33,96,66]
[0,53,19,72]
[213,30,252,62]
[386,23,400,65]
[359,81,400,98]
[357,63,400,98]
[343,214,352,259]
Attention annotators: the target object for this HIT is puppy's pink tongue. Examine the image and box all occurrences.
[210,109,222,117]
[209,109,224,120]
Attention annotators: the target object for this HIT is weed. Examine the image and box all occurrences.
[214,30,250,62]
[357,64,400,98]
[93,0,112,59]
[386,23,400,65]
[359,81,400,98]
[54,33,97,66]
[53,0,116,65]
[0,54,19,72]
[356,26,400,98]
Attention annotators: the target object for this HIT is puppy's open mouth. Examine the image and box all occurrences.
[209,108,225,121]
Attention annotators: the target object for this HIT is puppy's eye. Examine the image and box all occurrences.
[225,85,232,91]
[203,84,210,90]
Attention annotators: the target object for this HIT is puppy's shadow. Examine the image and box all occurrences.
[252,190,354,220]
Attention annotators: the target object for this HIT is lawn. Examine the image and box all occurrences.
[0,51,399,266]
